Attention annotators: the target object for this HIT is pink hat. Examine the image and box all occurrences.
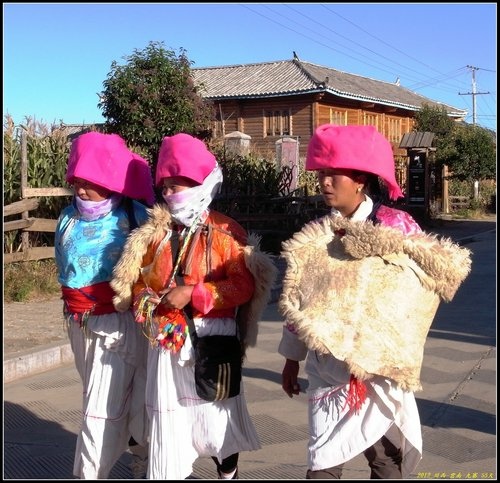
[155,133,216,187]
[66,132,155,206]
[306,124,403,200]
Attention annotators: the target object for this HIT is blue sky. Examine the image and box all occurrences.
[4,3,497,132]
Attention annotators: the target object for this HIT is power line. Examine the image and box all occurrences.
[240,4,496,130]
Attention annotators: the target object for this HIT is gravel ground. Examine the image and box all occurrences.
[3,297,66,359]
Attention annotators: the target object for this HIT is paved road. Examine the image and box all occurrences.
[3,218,496,479]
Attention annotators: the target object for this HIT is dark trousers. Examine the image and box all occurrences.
[306,426,403,479]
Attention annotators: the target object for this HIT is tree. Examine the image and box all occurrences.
[414,104,454,138]
[98,41,214,168]
[413,104,496,182]
[441,124,496,182]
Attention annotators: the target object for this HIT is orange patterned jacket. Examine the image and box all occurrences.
[132,209,256,321]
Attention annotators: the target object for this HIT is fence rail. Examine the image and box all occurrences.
[4,188,71,264]
[449,195,470,211]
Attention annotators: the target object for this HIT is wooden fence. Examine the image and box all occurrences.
[3,188,474,265]
[448,195,470,211]
[4,187,72,264]
[4,130,72,264]
[3,148,472,264]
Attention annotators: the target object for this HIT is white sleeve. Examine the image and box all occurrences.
[278,324,308,361]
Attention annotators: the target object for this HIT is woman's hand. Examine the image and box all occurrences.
[158,285,194,309]
[282,358,301,398]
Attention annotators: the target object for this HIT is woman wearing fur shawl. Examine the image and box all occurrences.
[111,133,276,480]
[278,125,471,479]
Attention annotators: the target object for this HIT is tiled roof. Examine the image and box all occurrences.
[193,60,314,98]
[192,58,467,118]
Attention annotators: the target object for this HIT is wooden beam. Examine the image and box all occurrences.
[25,218,58,232]
[4,218,36,232]
[3,198,40,217]
[23,187,73,197]
[3,246,55,264]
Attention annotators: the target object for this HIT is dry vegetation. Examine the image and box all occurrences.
[4,259,60,302]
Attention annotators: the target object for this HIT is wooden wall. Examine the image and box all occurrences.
[212,92,417,160]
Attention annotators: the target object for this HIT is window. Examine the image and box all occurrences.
[265,110,291,136]
[329,109,347,125]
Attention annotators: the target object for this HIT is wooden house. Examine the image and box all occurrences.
[192,54,467,165]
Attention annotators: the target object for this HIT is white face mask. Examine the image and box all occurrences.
[162,165,223,227]
[74,194,122,221]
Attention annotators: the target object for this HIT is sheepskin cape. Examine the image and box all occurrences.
[278,215,472,391]
[111,204,277,353]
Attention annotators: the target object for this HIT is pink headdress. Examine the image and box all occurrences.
[306,125,403,200]
[66,132,155,206]
[155,133,216,187]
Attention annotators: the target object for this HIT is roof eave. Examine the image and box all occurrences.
[325,88,467,116]
[202,86,467,118]
[203,88,324,100]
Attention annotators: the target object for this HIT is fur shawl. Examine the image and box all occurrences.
[278,215,472,391]
[110,204,277,352]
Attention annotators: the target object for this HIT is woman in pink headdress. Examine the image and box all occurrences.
[111,133,276,479]
[278,125,470,479]
[55,131,155,479]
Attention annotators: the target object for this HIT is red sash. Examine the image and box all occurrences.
[61,281,117,315]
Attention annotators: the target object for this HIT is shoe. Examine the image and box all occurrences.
[218,467,238,479]
[129,453,148,479]
[129,444,148,479]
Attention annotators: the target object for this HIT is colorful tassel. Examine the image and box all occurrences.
[156,309,188,353]
[343,374,367,414]
[133,288,189,352]
[133,288,157,324]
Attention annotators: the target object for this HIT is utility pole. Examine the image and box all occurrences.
[458,66,490,201]
[459,65,490,125]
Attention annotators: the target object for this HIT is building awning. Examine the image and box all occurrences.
[399,132,435,148]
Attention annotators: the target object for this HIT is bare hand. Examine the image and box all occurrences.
[159,285,194,309]
[282,358,301,398]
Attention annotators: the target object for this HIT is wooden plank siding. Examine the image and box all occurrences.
[215,96,313,157]
[211,92,414,194]
[213,93,416,160]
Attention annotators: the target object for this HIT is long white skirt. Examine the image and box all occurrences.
[145,320,261,480]
[66,311,149,479]
[306,352,422,477]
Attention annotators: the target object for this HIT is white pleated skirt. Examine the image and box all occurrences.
[145,326,261,480]
[66,311,149,479]
[306,354,422,477]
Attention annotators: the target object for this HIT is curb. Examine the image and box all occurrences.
[3,342,74,383]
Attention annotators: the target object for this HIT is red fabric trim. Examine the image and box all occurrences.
[61,282,117,315]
